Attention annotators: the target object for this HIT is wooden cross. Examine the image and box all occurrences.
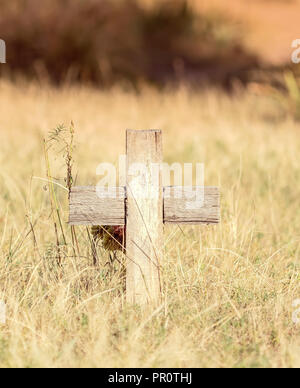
[69,130,219,305]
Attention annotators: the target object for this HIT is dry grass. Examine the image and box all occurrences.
[0,80,299,368]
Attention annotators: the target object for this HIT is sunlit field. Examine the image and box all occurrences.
[0,80,299,367]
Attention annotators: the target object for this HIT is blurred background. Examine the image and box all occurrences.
[0,0,299,91]
[0,0,300,368]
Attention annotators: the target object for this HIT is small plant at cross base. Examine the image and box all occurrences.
[91,226,125,252]
[45,123,125,269]
[90,225,125,278]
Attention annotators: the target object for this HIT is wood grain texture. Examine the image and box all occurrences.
[69,186,125,225]
[69,186,220,225]
[125,129,163,305]
[164,186,219,224]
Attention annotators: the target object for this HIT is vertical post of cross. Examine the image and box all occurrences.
[126,130,163,305]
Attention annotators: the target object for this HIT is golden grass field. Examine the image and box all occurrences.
[0,79,299,367]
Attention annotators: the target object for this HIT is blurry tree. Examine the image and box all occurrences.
[0,0,258,87]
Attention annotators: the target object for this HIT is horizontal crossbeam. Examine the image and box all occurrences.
[69,186,220,225]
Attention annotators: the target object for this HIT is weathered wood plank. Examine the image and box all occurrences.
[69,186,220,225]
[125,129,163,304]
[69,186,125,225]
[164,186,219,224]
